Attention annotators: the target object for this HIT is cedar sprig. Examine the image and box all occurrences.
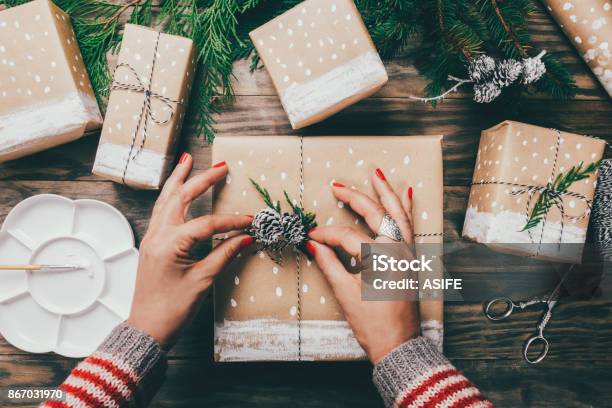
[250,178,281,213]
[522,160,601,231]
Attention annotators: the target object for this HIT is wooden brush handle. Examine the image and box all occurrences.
[0,265,40,271]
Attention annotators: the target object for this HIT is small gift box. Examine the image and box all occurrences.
[92,24,196,189]
[543,0,612,98]
[213,135,444,361]
[463,121,606,262]
[0,0,102,162]
[249,0,388,130]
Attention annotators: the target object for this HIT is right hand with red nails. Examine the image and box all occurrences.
[127,154,254,349]
[308,169,420,364]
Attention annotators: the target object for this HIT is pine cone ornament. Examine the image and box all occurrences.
[281,213,307,246]
[521,55,546,85]
[492,59,523,88]
[468,55,496,82]
[473,82,501,103]
[250,208,284,249]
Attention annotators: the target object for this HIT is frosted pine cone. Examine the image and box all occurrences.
[468,55,496,82]
[473,82,501,103]
[250,208,284,249]
[492,59,523,88]
[281,213,307,246]
[521,56,546,84]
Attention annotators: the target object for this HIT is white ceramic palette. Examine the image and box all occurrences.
[0,194,138,358]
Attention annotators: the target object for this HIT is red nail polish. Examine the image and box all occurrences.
[375,168,386,181]
[241,236,255,248]
[245,214,254,219]
[408,187,413,201]
[306,241,316,256]
[213,161,227,168]
[179,152,190,164]
[332,182,345,188]
[308,227,317,236]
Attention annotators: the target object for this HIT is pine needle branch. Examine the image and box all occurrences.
[522,160,601,231]
[251,178,280,213]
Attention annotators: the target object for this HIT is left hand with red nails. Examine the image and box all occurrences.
[127,154,254,349]
[307,168,419,364]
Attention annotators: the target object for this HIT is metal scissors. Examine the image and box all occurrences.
[484,267,572,364]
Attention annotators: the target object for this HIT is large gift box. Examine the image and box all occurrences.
[0,0,102,162]
[249,0,388,130]
[463,121,606,261]
[213,135,444,361]
[92,24,196,189]
[543,0,612,98]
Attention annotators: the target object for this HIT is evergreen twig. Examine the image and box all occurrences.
[522,161,601,231]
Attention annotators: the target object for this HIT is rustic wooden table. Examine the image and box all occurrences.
[1,3,611,407]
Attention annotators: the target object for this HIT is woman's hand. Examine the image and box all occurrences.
[306,168,420,364]
[127,154,253,349]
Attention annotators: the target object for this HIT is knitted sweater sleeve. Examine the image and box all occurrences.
[373,337,494,408]
[40,322,167,408]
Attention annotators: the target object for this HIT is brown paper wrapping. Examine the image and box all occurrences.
[543,0,612,98]
[92,24,196,190]
[0,0,102,162]
[463,121,606,262]
[213,135,444,361]
[249,0,388,130]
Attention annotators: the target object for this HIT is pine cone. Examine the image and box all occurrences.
[521,56,546,85]
[281,213,307,246]
[468,55,496,82]
[250,208,284,249]
[492,59,523,88]
[473,82,501,103]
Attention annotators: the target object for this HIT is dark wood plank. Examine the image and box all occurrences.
[1,99,610,185]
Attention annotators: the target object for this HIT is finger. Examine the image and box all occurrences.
[181,161,228,204]
[159,152,192,202]
[371,168,414,244]
[306,241,359,296]
[181,214,253,242]
[190,234,254,286]
[331,183,385,233]
[401,185,414,227]
[165,161,229,220]
[308,226,373,260]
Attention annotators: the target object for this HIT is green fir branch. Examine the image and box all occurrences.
[522,161,601,231]
[250,178,280,213]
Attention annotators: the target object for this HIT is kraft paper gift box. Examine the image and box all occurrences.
[463,121,606,262]
[92,24,196,190]
[249,0,388,130]
[543,0,612,98]
[213,135,444,361]
[0,0,102,162]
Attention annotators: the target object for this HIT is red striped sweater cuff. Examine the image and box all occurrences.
[40,322,166,408]
[372,337,493,407]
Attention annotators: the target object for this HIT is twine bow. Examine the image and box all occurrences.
[109,32,181,184]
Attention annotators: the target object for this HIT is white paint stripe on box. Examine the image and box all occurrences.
[280,51,387,127]
[93,141,172,189]
[0,92,101,155]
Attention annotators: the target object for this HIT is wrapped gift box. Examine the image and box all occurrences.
[0,0,102,162]
[543,0,612,98]
[213,135,444,361]
[249,0,388,130]
[463,121,606,262]
[92,24,196,189]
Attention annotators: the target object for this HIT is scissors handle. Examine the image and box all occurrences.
[523,334,549,364]
[484,297,516,321]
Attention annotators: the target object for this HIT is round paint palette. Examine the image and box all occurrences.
[0,195,138,358]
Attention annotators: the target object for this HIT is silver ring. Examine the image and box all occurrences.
[377,214,403,242]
